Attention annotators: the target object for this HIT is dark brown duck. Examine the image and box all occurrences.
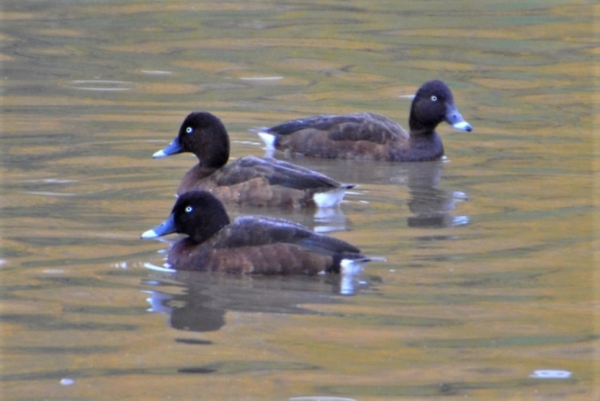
[153,112,353,208]
[141,191,372,274]
[255,80,472,161]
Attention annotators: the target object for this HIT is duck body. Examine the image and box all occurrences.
[142,191,370,274]
[255,80,472,162]
[178,155,350,208]
[154,112,352,208]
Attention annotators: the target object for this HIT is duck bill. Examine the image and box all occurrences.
[141,214,177,239]
[445,104,473,132]
[152,138,184,158]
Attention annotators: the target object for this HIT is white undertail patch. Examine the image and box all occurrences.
[313,187,348,208]
[257,131,277,151]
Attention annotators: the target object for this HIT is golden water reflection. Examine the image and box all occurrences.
[1,0,597,400]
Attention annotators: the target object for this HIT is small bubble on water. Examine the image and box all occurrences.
[530,370,572,379]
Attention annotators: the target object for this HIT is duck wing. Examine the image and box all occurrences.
[266,112,408,144]
[209,216,361,255]
[213,156,345,190]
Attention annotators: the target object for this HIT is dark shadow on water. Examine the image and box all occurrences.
[226,202,352,234]
[403,160,470,229]
[141,271,378,333]
[263,154,470,230]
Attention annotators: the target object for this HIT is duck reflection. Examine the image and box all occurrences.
[264,155,469,230]
[226,203,351,234]
[142,270,373,333]
[403,161,469,229]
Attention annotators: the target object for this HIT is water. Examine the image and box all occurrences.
[1,1,597,400]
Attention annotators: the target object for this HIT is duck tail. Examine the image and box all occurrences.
[250,127,277,151]
[313,186,351,208]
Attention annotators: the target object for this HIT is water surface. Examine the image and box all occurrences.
[1,1,598,400]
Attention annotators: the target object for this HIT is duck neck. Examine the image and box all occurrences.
[408,111,437,138]
[193,122,230,169]
[201,139,229,169]
[191,210,230,244]
[407,131,444,161]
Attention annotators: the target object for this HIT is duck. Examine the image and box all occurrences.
[153,111,353,208]
[253,79,472,161]
[141,190,372,274]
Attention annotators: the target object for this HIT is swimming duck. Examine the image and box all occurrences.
[141,190,371,274]
[153,112,353,208]
[254,80,472,161]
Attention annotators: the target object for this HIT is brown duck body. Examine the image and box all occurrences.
[154,112,352,208]
[177,156,345,208]
[269,112,444,161]
[166,218,352,274]
[142,191,369,274]
[256,80,471,161]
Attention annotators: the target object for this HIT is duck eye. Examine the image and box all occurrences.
[185,206,193,213]
[185,127,193,134]
[431,95,438,102]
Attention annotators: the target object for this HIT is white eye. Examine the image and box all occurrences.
[431,95,438,102]
[185,127,193,134]
[185,206,193,213]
